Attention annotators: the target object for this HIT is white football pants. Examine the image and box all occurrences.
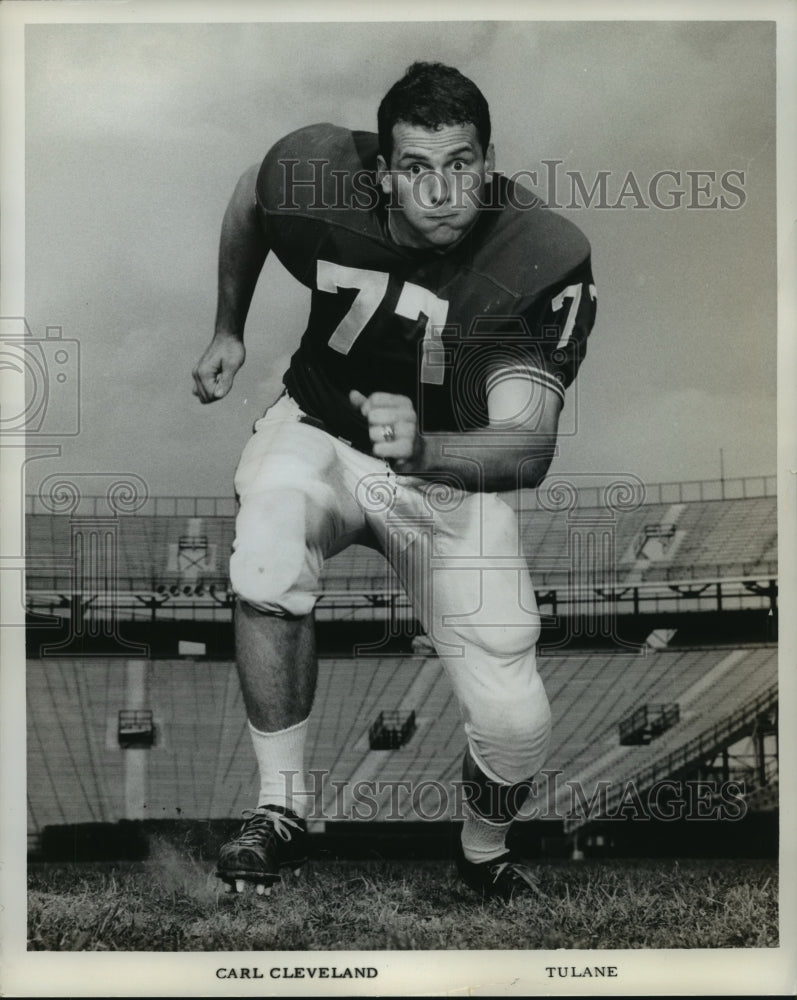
[230,393,551,785]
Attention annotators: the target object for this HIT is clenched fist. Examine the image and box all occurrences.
[192,334,246,403]
[349,390,423,468]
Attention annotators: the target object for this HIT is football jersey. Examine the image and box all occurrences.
[256,123,596,452]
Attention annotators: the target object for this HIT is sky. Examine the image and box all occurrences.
[20,18,777,499]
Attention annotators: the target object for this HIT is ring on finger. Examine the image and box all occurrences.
[381,424,396,443]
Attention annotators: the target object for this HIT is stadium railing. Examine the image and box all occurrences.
[24,474,776,517]
[563,681,778,833]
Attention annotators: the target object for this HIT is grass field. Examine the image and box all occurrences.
[27,842,778,951]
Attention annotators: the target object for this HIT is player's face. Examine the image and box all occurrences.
[378,122,494,250]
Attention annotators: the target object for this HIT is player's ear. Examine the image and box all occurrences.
[376,154,391,195]
[484,143,495,174]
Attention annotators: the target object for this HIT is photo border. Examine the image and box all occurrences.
[1,0,795,995]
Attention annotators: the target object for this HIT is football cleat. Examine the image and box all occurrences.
[216,804,308,894]
[456,849,541,902]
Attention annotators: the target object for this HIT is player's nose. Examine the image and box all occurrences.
[417,170,451,208]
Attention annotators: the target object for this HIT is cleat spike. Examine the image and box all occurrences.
[255,884,265,895]
[456,848,540,902]
[263,886,272,897]
[293,867,303,877]
[223,882,233,894]
[216,806,308,892]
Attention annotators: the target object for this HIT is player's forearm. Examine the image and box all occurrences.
[411,429,558,493]
[214,166,270,341]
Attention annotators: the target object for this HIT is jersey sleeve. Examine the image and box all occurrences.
[482,259,597,407]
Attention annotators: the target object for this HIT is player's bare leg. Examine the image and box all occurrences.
[216,605,316,895]
[234,601,317,730]
[219,409,375,896]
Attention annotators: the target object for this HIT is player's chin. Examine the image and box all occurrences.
[421,220,468,246]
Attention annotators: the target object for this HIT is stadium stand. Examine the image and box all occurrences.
[24,475,779,856]
[26,515,234,593]
[27,660,127,828]
[25,482,777,599]
[556,646,777,828]
[26,644,777,833]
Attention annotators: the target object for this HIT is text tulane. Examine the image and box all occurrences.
[546,966,618,978]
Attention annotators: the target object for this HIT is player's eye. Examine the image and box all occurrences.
[409,164,423,176]
[452,160,465,171]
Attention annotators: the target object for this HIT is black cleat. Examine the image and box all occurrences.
[456,849,541,902]
[216,804,307,894]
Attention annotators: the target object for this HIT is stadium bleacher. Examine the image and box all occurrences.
[24,476,779,853]
[27,660,127,828]
[26,643,777,832]
[555,646,777,824]
[25,488,777,599]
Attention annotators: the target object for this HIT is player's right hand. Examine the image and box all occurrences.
[192,334,246,403]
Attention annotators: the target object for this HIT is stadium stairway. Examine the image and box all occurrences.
[554,645,777,828]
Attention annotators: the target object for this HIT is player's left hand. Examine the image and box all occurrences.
[349,390,422,467]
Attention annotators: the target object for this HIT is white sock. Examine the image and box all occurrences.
[247,718,310,818]
[461,802,512,864]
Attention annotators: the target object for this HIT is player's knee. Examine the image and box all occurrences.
[230,488,326,617]
[466,680,552,784]
[454,618,541,660]
[229,520,318,618]
[494,621,541,658]
[229,548,317,617]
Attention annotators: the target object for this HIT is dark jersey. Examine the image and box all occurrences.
[256,124,596,451]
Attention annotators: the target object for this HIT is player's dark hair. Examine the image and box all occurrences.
[378,62,491,161]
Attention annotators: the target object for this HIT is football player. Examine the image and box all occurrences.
[192,62,596,900]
